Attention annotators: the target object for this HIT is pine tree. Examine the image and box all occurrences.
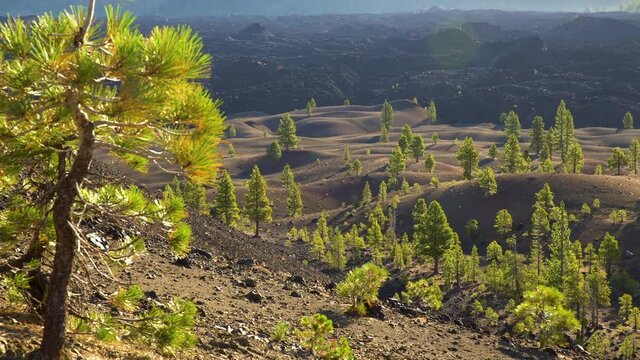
[431,132,440,145]
[0,5,225,357]
[228,143,236,157]
[424,153,436,173]
[608,147,628,175]
[530,203,550,279]
[443,235,466,288]
[586,259,611,327]
[361,181,372,206]
[551,100,576,163]
[351,159,363,176]
[281,164,295,188]
[309,98,317,109]
[502,135,529,173]
[380,100,395,131]
[267,141,282,160]
[566,141,584,173]
[278,113,298,151]
[587,331,610,360]
[594,164,603,175]
[494,209,513,238]
[311,231,325,259]
[182,179,209,214]
[414,200,454,273]
[562,265,589,340]
[623,111,634,129]
[428,100,437,123]
[328,231,347,270]
[380,123,389,143]
[479,167,498,196]
[214,170,240,226]
[399,125,414,154]
[411,135,426,162]
[503,110,522,138]
[401,179,411,194]
[287,182,303,218]
[244,166,272,237]
[628,139,640,175]
[530,116,545,155]
[378,180,388,203]
[317,211,330,244]
[619,294,634,320]
[366,218,384,249]
[599,232,621,275]
[344,99,351,106]
[388,146,407,186]
[618,336,636,360]
[488,144,498,160]
[546,203,575,289]
[343,145,351,163]
[513,286,580,346]
[306,101,314,117]
[535,183,555,211]
[456,137,479,180]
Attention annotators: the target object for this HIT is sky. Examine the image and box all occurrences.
[0,0,626,17]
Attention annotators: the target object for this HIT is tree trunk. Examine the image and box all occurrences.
[254,218,260,237]
[39,105,95,359]
[434,256,439,274]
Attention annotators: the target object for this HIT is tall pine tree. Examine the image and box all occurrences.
[278,113,298,151]
[215,170,240,226]
[244,166,272,237]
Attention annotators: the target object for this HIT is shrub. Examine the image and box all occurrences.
[592,198,601,210]
[581,203,591,215]
[470,300,484,318]
[484,307,499,326]
[337,263,389,316]
[401,279,443,310]
[271,321,290,342]
[609,209,628,224]
[295,314,354,359]
[512,286,579,346]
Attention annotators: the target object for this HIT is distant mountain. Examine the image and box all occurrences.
[0,0,627,17]
[235,23,273,40]
[544,16,640,46]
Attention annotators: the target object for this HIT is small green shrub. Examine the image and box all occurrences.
[336,263,389,315]
[401,279,443,310]
[271,321,291,342]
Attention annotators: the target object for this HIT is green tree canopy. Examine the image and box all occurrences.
[244,165,272,236]
[267,141,282,160]
[278,112,298,151]
[456,137,479,180]
[0,5,225,357]
[551,100,575,163]
[503,110,522,138]
[608,147,628,175]
[380,100,394,131]
[414,200,455,273]
[502,135,529,173]
[623,111,634,129]
[215,170,240,225]
[530,115,545,155]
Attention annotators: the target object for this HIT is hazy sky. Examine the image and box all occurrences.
[0,0,626,17]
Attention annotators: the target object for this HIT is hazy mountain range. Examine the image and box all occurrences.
[0,0,625,17]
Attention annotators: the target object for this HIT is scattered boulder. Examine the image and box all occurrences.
[238,258,255,267]
[245,290,264,303]
[289,275,306,285]
[244,278,257,288]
